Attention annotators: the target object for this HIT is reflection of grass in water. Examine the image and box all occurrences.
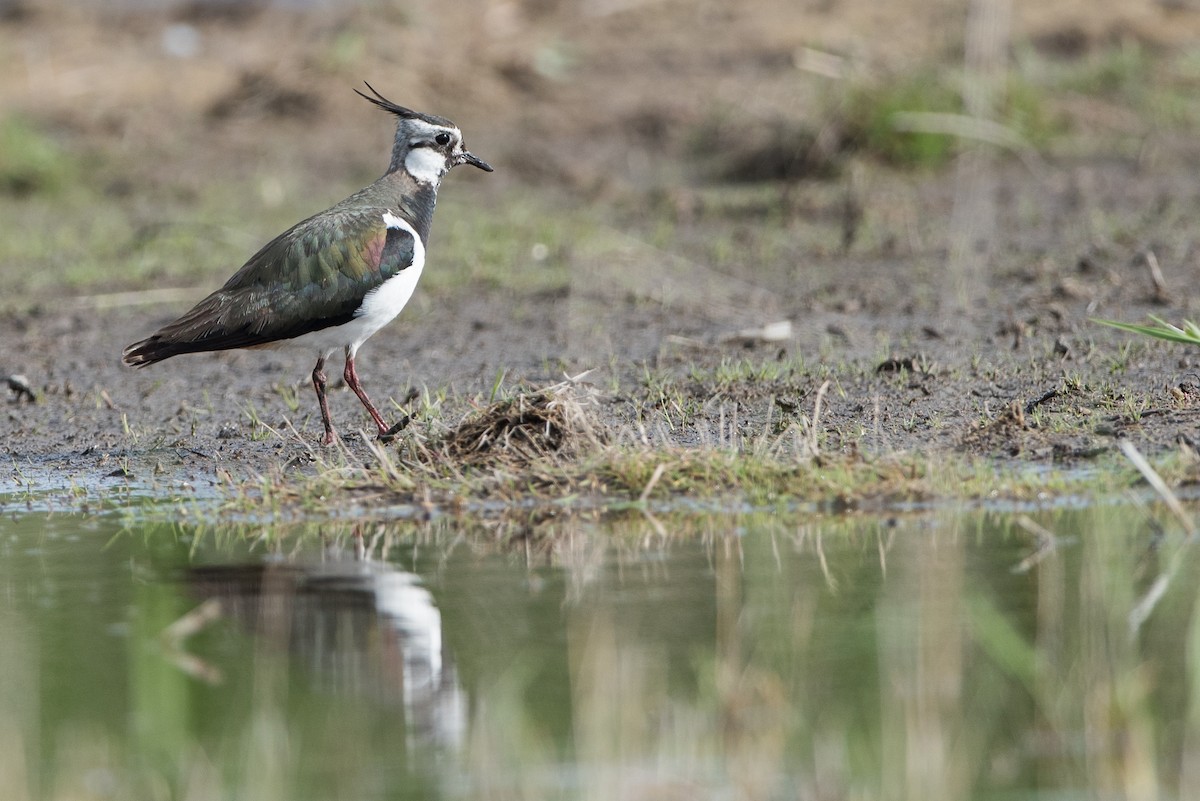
[0,561,436,800]
[459,507,1200,798]
[4,506,1200,798]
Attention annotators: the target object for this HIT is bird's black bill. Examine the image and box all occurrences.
[461,152,494,172]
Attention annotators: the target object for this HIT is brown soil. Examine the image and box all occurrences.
[6,1,1200,504]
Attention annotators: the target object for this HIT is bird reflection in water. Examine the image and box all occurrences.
[181,529,465,753]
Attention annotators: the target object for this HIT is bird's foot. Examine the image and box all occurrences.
[377,414,412,442]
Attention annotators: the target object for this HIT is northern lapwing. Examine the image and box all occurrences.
[123,83,492,445]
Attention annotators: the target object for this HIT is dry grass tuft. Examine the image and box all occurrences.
[437,379,607,469]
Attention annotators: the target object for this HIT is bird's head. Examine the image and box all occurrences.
[356,82,493,184]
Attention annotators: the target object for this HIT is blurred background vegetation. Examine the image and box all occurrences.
[4,0,1200,306]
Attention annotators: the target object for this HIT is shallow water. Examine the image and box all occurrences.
[2,503,1199,800]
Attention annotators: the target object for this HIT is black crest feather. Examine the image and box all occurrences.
[354,81,419,118]
[354,82,455,128]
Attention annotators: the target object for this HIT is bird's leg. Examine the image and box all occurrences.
[312,356,337,445]
[344,348,410,441]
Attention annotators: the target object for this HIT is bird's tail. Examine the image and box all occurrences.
[123,336,185,367]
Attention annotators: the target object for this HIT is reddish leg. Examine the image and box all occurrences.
[344,348,409,441]
[312,356,337,445]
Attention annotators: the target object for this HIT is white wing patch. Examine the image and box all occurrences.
[381,210,408,230]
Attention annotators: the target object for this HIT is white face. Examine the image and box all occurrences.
[405,147,449,184]
[403,121,464,185]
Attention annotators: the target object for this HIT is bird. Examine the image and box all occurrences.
[123,82,493,445]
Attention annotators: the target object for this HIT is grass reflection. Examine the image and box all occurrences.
[1,504,1199,799]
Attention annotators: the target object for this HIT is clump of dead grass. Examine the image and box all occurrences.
[435,378,607,469]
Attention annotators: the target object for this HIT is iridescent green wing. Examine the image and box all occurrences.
[149,207,417,351]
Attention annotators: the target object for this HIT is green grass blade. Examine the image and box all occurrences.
[1092,317,1200,346]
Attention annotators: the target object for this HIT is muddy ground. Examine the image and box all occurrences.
[6,1,1200,505]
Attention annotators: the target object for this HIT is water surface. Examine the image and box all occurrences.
[2,504,1198,799]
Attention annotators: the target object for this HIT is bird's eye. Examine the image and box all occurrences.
[435,132,452,146]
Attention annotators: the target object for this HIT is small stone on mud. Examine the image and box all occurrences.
[6,374,36,403]
[876,357,917,374]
